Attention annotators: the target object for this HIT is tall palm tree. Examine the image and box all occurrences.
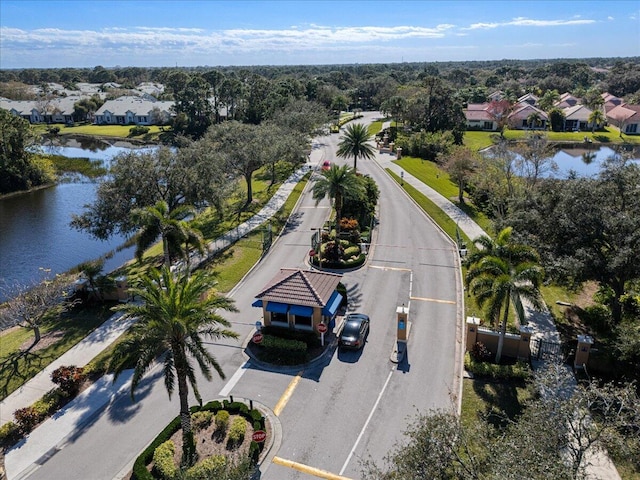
[465,227,544,363]
[131,200,202,268]
[312,164,363,235]
[588,109,606,133]
[336,123,376,171]
[109,267,238,467]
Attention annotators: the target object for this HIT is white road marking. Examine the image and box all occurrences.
[339,369,394,475]
[218,360,248,397]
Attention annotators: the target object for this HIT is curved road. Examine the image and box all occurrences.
[25,112,463,480]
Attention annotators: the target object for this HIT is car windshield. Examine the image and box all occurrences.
[342,321,361,337]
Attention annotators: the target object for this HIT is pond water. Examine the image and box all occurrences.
[0,140,156,302]
[549,145,639,178]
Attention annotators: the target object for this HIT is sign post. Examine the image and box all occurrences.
[317,322,328,346]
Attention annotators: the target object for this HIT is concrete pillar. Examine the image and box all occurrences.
[396,147,402,159]
[466,316,480,352]
[518,325,534,360]
[396,306,409,342]
[575,334,594,369]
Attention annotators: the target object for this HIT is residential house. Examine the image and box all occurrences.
[607,104,640,135]
[562,104,595,132]
[252,268,344,334]
[0,97,78,124]
[463,103,498,131]
[507,103,548,130]
[94,96,174,125]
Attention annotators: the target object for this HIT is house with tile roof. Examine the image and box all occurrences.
[607,104,640,135]
[507,103,548,130]
[562,104,595,132]
[463,103,498,131]
[252,268,344,334]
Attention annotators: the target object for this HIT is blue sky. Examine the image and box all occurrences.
[1,1,638,69]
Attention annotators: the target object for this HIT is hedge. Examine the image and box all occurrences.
[464,353,531,381]
[152,440,177,480]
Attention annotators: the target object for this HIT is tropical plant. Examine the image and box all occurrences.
[312,164,363,235]
[588,109,606,132]
[109,267,238,467]
[131,200,203,268]
[465,227,544,363]
[336,123,376,171]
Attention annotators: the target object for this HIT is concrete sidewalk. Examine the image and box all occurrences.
[1,161,314,480]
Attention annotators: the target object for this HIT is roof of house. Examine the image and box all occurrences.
[464,108,496,121]
[0,97,79,116]
[563,104,593,121]
[607,104,640,122]
[517,93,539,104]
[509,102,548,120]
[95,96,174,116]
[556,92,581,109]
[255,268,342,308]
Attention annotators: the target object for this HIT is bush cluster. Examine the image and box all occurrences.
[184,455,226,480]
[51,365,86,395]
[464,352,531,381]
[129,125,150,137]
[131,401,265,480]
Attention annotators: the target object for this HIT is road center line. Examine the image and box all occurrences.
[273,371,303,416]
[339,369,394,475]
[272,456,353,480]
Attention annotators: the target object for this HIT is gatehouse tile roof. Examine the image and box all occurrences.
[255,268,342,308]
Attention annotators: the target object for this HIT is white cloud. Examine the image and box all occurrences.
[467,16,596,30]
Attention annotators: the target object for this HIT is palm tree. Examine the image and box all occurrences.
[588,109,606,133]
[131,200,202,268]
[312,164,363,235]
[336,123,376,171]
[465,227,544,363]
[109,266,238,467]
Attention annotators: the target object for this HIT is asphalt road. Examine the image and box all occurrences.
[25,112,463,480]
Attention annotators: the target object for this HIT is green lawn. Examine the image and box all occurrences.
[0,303,116,400]
[32,123,165,140]
[393,156,493,234]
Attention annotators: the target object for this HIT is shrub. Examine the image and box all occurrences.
[227,417,246,447]
[215,410,230,432]
[185,454,226,480]
[152,440,177,480]
[339,217,359,231]
[464,352,531,380]
[260,335,308,365]
[343,245,361,259]
[191,410,213,431]
[14,406,42,433]
[470,341,492,362]
[129,125,150,137]
[0,421,20,447]
[51,365,85,395]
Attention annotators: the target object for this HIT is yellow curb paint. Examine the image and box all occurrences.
[410,295,456,304]
[273,371,303,416]
[272,456,353,480]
